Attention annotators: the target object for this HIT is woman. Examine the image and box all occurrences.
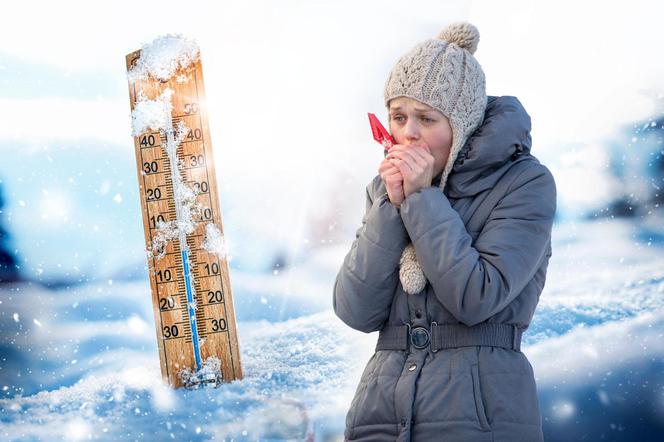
[333,21,556,441]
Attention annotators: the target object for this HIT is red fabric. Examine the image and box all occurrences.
[368,113,395,150]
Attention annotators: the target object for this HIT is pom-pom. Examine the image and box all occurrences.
[438,21,480,55]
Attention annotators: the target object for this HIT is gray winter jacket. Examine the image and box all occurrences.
[333,96,556,441]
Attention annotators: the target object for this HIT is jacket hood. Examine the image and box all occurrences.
[434,95,533,199]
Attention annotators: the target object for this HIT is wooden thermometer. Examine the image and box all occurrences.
[125,38,243,389]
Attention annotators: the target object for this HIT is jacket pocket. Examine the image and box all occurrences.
[471,364,491,432]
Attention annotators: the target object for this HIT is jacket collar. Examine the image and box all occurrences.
[440,95,532,198]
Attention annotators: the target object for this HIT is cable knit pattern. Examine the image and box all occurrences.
[383,21,488,295]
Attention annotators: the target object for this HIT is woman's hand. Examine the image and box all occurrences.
[378,157,405,209]
[386,144,435,198]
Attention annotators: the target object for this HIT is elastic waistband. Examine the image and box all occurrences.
[376,322,524,353]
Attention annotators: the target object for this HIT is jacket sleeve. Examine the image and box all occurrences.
[399,163,557,327]
[332,176,411,333]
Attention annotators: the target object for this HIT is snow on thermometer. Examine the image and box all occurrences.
[125,35,243,389]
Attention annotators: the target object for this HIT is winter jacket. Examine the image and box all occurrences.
[333,95,556,441]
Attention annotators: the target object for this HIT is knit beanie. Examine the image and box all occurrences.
[383,21,488,295]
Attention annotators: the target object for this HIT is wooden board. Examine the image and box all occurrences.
[126,49,243,388]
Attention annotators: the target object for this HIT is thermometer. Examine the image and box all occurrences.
[125,38,243,389]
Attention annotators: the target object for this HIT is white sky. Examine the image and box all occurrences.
[2,0,661,150]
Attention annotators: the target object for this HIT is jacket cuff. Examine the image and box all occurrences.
[363,192,410,256]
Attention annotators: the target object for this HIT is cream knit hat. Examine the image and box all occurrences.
[384,21,488,295]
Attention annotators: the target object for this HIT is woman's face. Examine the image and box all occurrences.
[388,97,453,178]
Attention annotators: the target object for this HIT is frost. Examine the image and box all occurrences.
[130,88,173,136]
[202,223,230,260]
[128,34,200,82]
[137,113,203,260]
[177,356,222,389]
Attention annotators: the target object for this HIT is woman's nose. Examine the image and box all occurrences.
[403,119,420,142]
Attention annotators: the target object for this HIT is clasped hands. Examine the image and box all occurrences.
[378,144,435,209]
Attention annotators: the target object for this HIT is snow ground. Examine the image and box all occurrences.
[1,216,664,441]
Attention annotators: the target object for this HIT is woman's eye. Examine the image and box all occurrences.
[421,116,435,123]
[392,115,405,123]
